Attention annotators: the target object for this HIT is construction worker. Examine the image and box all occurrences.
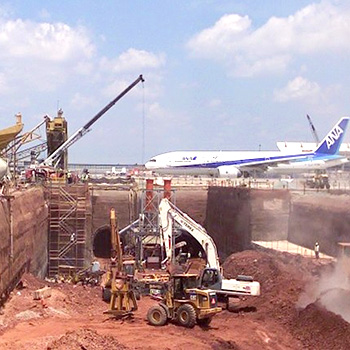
[314,242,320,259]
[67,171,72,184]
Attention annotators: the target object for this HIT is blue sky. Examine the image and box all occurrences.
[0,0,350,163]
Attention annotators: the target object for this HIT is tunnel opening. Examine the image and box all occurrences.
[93,225,112,258]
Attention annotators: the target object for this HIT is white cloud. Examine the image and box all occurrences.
[208,98,222,108]
[147,102,165,122]
[99,49,166,101]
[0,19,93,61]
[0,17,96,95]
[0,14,166,106]
[273,76,321,102]
[70,93,97,110]
[100,48,166,73]
[187,2,350,77]
[145,101,191,129]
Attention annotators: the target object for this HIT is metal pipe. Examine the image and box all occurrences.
[163,178,172,199]
[145,178,154,212]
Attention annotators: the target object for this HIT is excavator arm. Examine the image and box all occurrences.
[159,198,220,270]
[158,198,261,298]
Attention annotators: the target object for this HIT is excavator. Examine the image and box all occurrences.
[158,198,260,305]
[103,208,138,317]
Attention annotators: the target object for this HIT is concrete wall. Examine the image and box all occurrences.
[90,187,137,258]
[0,187,48,303]
[91,188,135,232]
[175,189,208,226]
[205,187,251,260]
[250,189,290,241]
[205,187,291,260]
[288,195,350,257]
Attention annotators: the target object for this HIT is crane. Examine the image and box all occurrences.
[306,114,320,145]
[42,74,144,167]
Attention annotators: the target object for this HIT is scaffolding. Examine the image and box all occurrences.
[134,179,176,265]
[48,183,89,277]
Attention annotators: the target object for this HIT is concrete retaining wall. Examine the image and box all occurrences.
[250,189,290,241]
[205,187,291,260]
[175,189,208,226]
[205,187,251,260]
[288,195,350,257]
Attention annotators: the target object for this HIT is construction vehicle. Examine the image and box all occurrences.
[147,273,221,328]
[103,208,138,317]
[305,172,330,189]
[159,198,260,305]
[101,258,141,302]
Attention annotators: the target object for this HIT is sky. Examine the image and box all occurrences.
[0,0,350,164]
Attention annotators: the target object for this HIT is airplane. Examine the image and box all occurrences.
[145,117,350,178]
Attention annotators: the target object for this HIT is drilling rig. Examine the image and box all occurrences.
[104,208,138,317]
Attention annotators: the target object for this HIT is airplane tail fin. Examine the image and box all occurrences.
[315,117,349,155]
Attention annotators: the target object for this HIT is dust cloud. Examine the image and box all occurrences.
[297,256,350,323]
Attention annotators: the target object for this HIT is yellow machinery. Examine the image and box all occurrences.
[104,208,138,317]
[46,109,68,171]
[147,273,221,328]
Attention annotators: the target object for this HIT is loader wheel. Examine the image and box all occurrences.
[147,305,167,326]
[197,317,212,327]
[177,304,196,328]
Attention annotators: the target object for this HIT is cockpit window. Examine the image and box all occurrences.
[149,159,156,162]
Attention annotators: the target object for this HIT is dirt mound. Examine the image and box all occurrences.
[211,339,240,350]
[20,273,48,291]
[222,249,316,317]
[223,249,350,349]
[291,302,350,349]
[47,328,127,350]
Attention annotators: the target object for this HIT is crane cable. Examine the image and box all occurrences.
[142,80,145,165]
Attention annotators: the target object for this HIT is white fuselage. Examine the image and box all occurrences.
[145,150,291,177]
[145,150,346,177]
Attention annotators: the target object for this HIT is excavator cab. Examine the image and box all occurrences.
[200,268,221,289]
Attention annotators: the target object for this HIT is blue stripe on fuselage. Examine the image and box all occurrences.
[174,151,339,169]
[177,152,314,169]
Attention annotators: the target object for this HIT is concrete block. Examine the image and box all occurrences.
[33,286,51,300]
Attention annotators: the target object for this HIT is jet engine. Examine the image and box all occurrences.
[217,165,242,178]
[0,157,7,181]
